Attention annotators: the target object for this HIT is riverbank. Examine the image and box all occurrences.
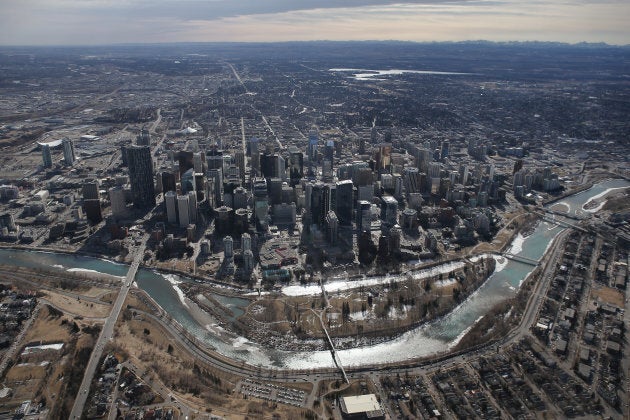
[179,256,497,354]
[544,183,593,206]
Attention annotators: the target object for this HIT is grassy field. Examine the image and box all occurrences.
[41,290,112,318]
[113,297,317,419]
[0,304,100,417]
[591,285,625,308]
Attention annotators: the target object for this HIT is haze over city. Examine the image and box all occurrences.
[0,0,629,419]
[1,0,629,45]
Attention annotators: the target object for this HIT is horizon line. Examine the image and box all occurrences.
[1,39,629,49]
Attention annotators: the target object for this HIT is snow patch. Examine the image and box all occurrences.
[493,256,508,273]
[232,336,251,348]
[163,274,188,308]
[434,278,457,288]
[448,316,484,349]
[350,310,373,322]
[507,233,525,255]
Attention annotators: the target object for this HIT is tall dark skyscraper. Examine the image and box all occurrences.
[308,131,318,176]
[249,137,260,176]
[310,182,325,228]
[288,148,304,187]
[335,179,354,226]
[324,140,335,162]
[161,170,177,193]
[41,144,52,168]
[440,140,450,160]
[82,179,102,224]
[260,152,275,179]
[127,145,155,209]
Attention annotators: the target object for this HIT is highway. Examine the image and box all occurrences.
[240,116,248,181]
[511,228,570,340]
[69,234,148,419]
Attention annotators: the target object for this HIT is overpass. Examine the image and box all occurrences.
[542,208,586,221]
[537,211,589,233]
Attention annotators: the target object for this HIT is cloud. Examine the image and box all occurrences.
[0,0,629,45]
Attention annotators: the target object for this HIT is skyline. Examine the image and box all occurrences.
[1,0,629,46]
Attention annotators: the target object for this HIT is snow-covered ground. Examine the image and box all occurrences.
[282,260,477,297]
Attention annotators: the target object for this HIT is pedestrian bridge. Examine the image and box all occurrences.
[503,253,539,267]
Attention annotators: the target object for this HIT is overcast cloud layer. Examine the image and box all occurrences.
[1,0,628,45]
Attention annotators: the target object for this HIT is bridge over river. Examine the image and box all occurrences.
[503,253,539,267]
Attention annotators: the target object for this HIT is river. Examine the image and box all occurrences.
[0,178,627,369]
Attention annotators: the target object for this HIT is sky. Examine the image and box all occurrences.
[0,0,629,46]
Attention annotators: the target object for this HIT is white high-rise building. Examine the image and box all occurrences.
[177,194,190,227]
[165,191,178,224]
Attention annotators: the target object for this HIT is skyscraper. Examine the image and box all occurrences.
[82,179,99,200]
[308,131,318,176]
[206,147,223,171]
[235,150,245,182]
[165,191,178,224]
[84,199,102,224]
[260,152,274,179]
[357,200,372,232]
[62,138,76,166]
[252,177,269,228]
[249,137,260,176]
[310,183,325,228]
[241,232,252,253]
[206,168,223,209]
[403,167,421,195]
[109,186,127,220]
[187,190,198,223]
[224,235,234,260]
[375,143,392,171]
[161,170,177,194]
[380,196,398,228]
[289,148,304,187]
[326,211,339,245]
[440,140,450,160]
[335,180,354,227]
[308,131,318,162]
[136,128,151,146]
[177,194,190,227]
[324,140,335,162]
[41,144,52,168]
[243,250,254,273]
[127,145,155,209]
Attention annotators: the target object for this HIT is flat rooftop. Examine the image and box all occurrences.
[341,394,381,414]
